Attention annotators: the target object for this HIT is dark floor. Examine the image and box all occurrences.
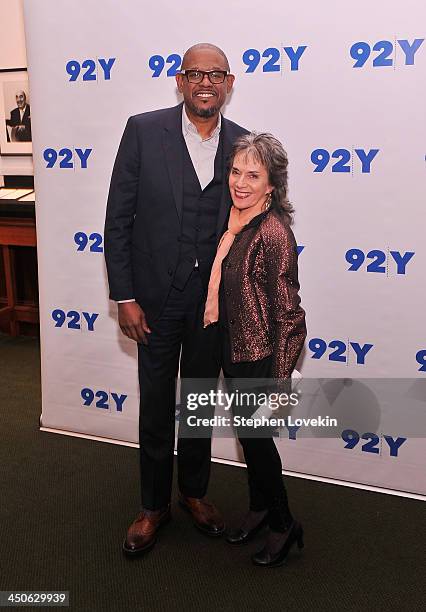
[0,333,425,611]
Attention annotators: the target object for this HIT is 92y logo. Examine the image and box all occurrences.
[416,350,426,372]
[43,148,92,169]
[66,58,116,81]
[311,148,379,173]
[309,338,373,365]
[346,249,415,275]
[81,388,127,412]
[350,38,424,68]
[51,309,98,332]
[74,232,103,253]
[242,46,307,73]
[149,54,182,77]
[342,430,407,457]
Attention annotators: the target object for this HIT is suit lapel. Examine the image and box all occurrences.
[216,117,234,241]
[163,103,184,220]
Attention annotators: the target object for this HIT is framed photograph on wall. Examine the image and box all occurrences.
[0,68,32,156]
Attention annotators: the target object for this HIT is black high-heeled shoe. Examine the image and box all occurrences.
[226,511,269,545]
[251,521,304,567]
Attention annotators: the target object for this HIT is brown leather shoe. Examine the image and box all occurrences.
[122,506,171,556]
[179,494,225,537]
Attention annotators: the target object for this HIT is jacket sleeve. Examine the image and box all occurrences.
[262,219,307,380]
[104,116,140,301]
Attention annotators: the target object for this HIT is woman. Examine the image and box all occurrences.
[204,133,307,567]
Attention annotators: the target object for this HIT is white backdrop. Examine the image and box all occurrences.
[23,0,426,496]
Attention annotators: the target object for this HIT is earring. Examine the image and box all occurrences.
[264,192,272,211]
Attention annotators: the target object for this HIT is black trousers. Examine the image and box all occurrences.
[137,270,220,510]
[221,328,293,531]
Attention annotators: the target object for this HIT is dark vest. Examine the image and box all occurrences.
[172,134,224,290]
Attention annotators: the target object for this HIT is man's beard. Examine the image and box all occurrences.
[186,98,220,118]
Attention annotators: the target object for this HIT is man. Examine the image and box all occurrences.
[6,91,31,142]
[104,43,248,556]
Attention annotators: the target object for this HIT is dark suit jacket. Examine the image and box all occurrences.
[104,102,248,321]
[222,209,306,379]
[6,105,31,141]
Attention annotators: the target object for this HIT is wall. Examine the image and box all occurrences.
[23,0,426,497]
[0,0,33,178]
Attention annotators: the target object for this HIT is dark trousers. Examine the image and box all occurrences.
[221,329,293,531]
[137,270,220,510]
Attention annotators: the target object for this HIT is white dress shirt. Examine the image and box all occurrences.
[181,105,221,190]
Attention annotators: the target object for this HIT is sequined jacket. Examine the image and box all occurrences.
[221,209,306,379]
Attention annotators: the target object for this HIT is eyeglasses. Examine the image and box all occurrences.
[180,70,229,84]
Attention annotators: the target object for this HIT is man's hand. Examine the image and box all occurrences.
[118,302,151,344]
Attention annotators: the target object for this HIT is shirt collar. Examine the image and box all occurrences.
[182,105,221,141]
